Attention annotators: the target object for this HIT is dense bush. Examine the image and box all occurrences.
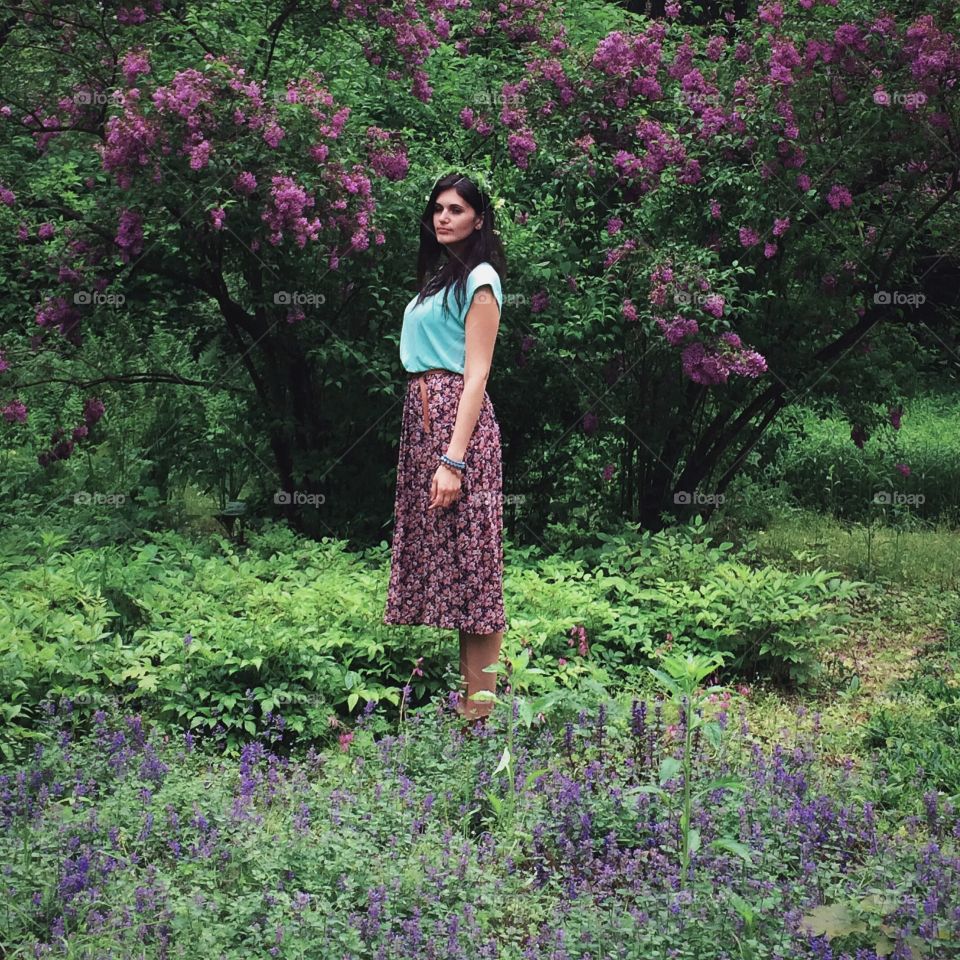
[0,516,615,759]
[1,514,865,763]
[770,394,960,525]
[1,0,957,537]
[559,516,867,686]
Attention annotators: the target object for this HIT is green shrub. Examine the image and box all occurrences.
[0,521,621,761]
[0,511,869,765]
[576,517,868,688]
[772,394,960,525]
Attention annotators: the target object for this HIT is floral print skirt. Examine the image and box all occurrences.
[383,370,508,634]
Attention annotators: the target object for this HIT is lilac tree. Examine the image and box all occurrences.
[0,0,957,535]
[488,1,959,528]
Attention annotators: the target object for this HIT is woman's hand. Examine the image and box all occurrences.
[428,463,463,510]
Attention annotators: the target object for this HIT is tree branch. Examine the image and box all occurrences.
[11,373,257,394]
[258,0,302,82]
[678,168,960,495]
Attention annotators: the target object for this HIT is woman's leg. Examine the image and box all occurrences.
[458,630,503,720]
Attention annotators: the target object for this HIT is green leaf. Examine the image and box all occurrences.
[709,837,753,863]
[695,775,746,797]
[518,699,534,728]
[799,903,867,939]
[727,890,757,924]
[658,756,682,785]
[647,667,681,698]
[858,893,899,915]
[702,721,723,750]
[874,935,895,957]
[627,784,667,797]
[493,746,512,777]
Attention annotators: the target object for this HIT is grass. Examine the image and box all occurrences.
[748,507,960,594]
[705,502,959,779]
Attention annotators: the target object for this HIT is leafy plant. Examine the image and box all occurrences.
[471,641,569,854]
[589,517,868,687]
[629,650,751,888]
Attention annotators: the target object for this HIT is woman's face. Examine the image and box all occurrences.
[433,188,482,253]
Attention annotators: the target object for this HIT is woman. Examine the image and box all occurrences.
[382,171,508,729]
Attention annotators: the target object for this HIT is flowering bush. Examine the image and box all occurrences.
[0,0,956,531]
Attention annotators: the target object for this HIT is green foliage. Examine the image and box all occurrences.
[575,516,867,687]
[0,511,868,763]
[1,522,408,759]
[860,622,960,812]
[0,519,618,761]
[772,394,960,525]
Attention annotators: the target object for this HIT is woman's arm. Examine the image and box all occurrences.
[445,284,501,461]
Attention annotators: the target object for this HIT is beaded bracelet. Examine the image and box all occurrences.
[439,453,466,474]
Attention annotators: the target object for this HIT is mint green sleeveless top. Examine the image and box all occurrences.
[400,262,503,374]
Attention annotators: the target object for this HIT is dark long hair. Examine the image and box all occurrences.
[413,171,508,315]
